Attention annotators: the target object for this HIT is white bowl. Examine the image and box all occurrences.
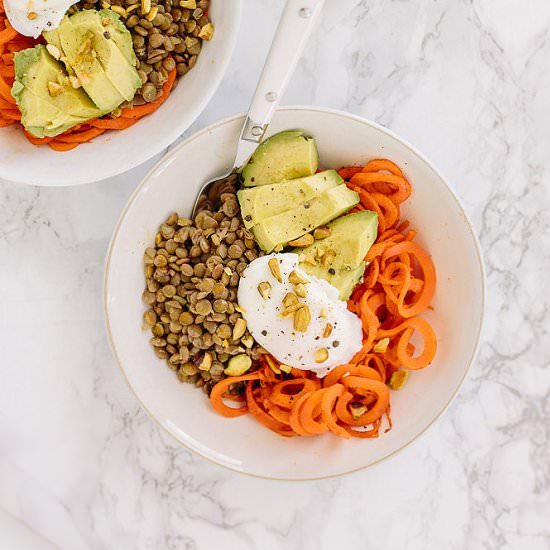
[0,1,241,187]
[104,107,485,480]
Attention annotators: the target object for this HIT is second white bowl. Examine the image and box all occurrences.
[0,1,241,187]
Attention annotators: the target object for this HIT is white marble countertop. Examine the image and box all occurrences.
[1,1,549,548]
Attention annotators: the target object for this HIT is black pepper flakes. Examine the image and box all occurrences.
[332,341,340,348]
[261,330,267,336]
[103,31,111,39]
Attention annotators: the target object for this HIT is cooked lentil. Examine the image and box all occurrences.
[142,174,265,395]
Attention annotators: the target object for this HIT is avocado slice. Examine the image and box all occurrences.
[11,45,106,138]
[251,185,359,253]
[44,10,140,113]
[241,130,319,187]
[95,10,137,66]
[237,170,343,229]
[296,211,379,300]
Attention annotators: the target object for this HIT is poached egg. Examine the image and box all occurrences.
[3,0,77,38]
[237,253,363,377]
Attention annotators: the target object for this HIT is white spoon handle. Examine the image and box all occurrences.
[233,0,325,168]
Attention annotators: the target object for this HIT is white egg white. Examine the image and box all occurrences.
[237,253,363,377]
[4,0,77,38]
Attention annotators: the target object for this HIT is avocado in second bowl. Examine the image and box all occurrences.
[44,10,140,113]
[11,45,107,138]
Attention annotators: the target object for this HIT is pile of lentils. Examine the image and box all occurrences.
[142,174,266,395]
[72,0,213,105]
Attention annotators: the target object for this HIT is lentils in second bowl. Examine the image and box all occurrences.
[142,174,266,395]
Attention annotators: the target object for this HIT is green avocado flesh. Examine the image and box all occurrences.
[12,9,140,138]
[241,130,319,187]
[44,10,140,112]
[11,45,106,138]
[252,185,359,253]
[296,210,379,300]
[237,170,344,229]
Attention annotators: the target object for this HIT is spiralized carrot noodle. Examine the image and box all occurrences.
[210,159,437,440]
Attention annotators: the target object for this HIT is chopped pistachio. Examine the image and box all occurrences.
[198,22,215,40]
[390,370,409,390]
[302,256,318,267]
[313,226,331,240]
[322,249,337,266]
[47,81,64,97]
[179,0,196,7]
[314,347,329,363]
[146,5,158,20]
[268,257,283,282]
[232,318,247,341]
[110,5,127,16]
[294,283,307,298]
[280,364,293,374]
[224,354,252,376]
[282,292,299,308]
[323,323,333,338]
[373,337,390,354]
[241,333,254,349]
[294,304,311,332]
[288,270,309,285]
[198,352,212,371]
[288,233,314,247]
[140,0,151,14]
[265,355,281,374]
[350,403,367,421]
[281,302,304,317]
[46,44,61,60]
[257,281,272,299]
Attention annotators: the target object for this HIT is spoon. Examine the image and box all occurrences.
[192,0,325,216]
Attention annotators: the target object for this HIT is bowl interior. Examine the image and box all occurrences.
[104,107,484,480]
[0,1,240,187]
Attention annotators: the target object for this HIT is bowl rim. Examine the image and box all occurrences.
[103,106,487,481]
[0,0,242,187]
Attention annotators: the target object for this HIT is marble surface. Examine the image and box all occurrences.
[1,0,549,548]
